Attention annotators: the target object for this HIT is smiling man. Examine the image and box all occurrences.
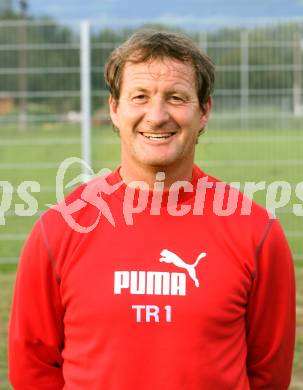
[9,30,295,390]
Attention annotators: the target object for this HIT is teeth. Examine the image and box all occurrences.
[141,132,175,140]
[149,136,169,139]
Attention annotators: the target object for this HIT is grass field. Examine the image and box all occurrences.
[0,123,302,388]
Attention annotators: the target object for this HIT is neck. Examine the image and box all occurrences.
[119,159,195,189]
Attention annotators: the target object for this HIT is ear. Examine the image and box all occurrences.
[199,96,213,129]
[109,95,120,129]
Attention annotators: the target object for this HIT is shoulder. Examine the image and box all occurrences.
[195,165,276,249]
[35,170,119,272]
[40,169,118,230]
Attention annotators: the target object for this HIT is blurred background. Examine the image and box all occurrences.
[0,0,302,388]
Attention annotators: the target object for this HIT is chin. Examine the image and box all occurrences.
[140,155,180,169]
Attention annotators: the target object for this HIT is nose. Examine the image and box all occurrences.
[144,98,170,126]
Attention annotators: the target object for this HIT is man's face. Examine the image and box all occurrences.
[109,58,212,171]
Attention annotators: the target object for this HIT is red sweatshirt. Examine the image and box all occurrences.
[8,165,296,389]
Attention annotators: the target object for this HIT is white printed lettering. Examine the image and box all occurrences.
[114,271,186,296]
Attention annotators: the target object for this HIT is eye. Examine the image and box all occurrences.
[169,95,185,104]
[132,94,147,103]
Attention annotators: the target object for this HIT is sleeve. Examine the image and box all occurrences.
[246,218,296,389]
[8,218,65,389]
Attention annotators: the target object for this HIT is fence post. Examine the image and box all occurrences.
[240,30,249,129]
[80,20,92,175]
[198,31,208,53]
[18,19,28,132]
[293,32,302,117]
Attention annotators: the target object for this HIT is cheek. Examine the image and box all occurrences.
[177,112,202,132]
[121,107,145,126]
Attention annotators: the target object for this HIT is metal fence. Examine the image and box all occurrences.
[0,18,302,264]
[0,18,303,129]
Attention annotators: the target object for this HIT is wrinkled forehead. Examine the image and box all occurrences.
[122,58,197,88]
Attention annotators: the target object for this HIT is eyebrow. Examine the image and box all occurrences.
[129,86,190,95]
[166,88,188,95]
[129,87,149,93]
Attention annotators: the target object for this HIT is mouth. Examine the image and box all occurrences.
[139,132,177,140]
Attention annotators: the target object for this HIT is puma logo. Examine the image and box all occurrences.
[160,249,206,287]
